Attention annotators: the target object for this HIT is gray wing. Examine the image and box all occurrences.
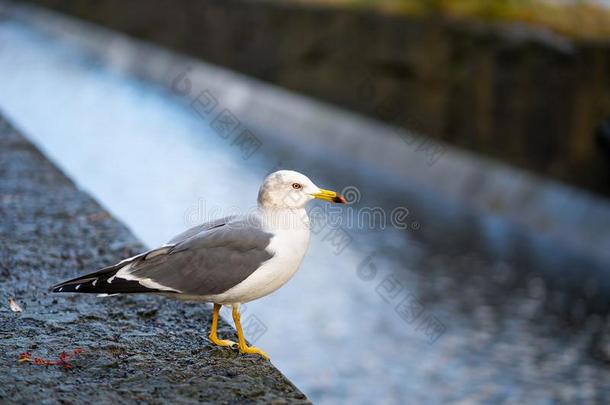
[51,216,274,296]
[167,216,236,244]
[131,216,273,295]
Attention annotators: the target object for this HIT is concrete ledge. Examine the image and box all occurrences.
[0,114,308,403]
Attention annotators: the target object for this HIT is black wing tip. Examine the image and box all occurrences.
[49,247,177,295]
[50,283,71,293]
[49,276,169,295]
[50,274,106,293]
[49,282,78,293]
[50,280,68,292]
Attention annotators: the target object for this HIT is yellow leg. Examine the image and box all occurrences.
[208,303,236,347]
[232,304,269,360]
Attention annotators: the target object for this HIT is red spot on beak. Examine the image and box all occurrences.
[333,195,347,204]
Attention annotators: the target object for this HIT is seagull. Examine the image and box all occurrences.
[51,170,346,359]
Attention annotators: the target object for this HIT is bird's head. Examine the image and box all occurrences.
[258,170,346,209]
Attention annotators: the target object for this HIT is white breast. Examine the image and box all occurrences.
[205,209,311,305]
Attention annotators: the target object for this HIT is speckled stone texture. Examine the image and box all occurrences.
[0,115,309,404]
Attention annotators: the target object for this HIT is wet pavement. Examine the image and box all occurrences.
[0,116,308,404]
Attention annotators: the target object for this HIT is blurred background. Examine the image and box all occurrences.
[1,0,610,403]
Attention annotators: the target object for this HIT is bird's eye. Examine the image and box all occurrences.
[292,183,302,190]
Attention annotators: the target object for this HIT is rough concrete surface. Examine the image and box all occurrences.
[0,114,309,404]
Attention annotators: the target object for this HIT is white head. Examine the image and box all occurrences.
[258,170,345,210]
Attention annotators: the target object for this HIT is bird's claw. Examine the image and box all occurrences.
[238,344,269,360]
[209,335,237,348]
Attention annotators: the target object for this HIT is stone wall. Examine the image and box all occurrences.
[22,0,610,197]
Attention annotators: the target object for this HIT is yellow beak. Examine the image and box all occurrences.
[313,188,346,203]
